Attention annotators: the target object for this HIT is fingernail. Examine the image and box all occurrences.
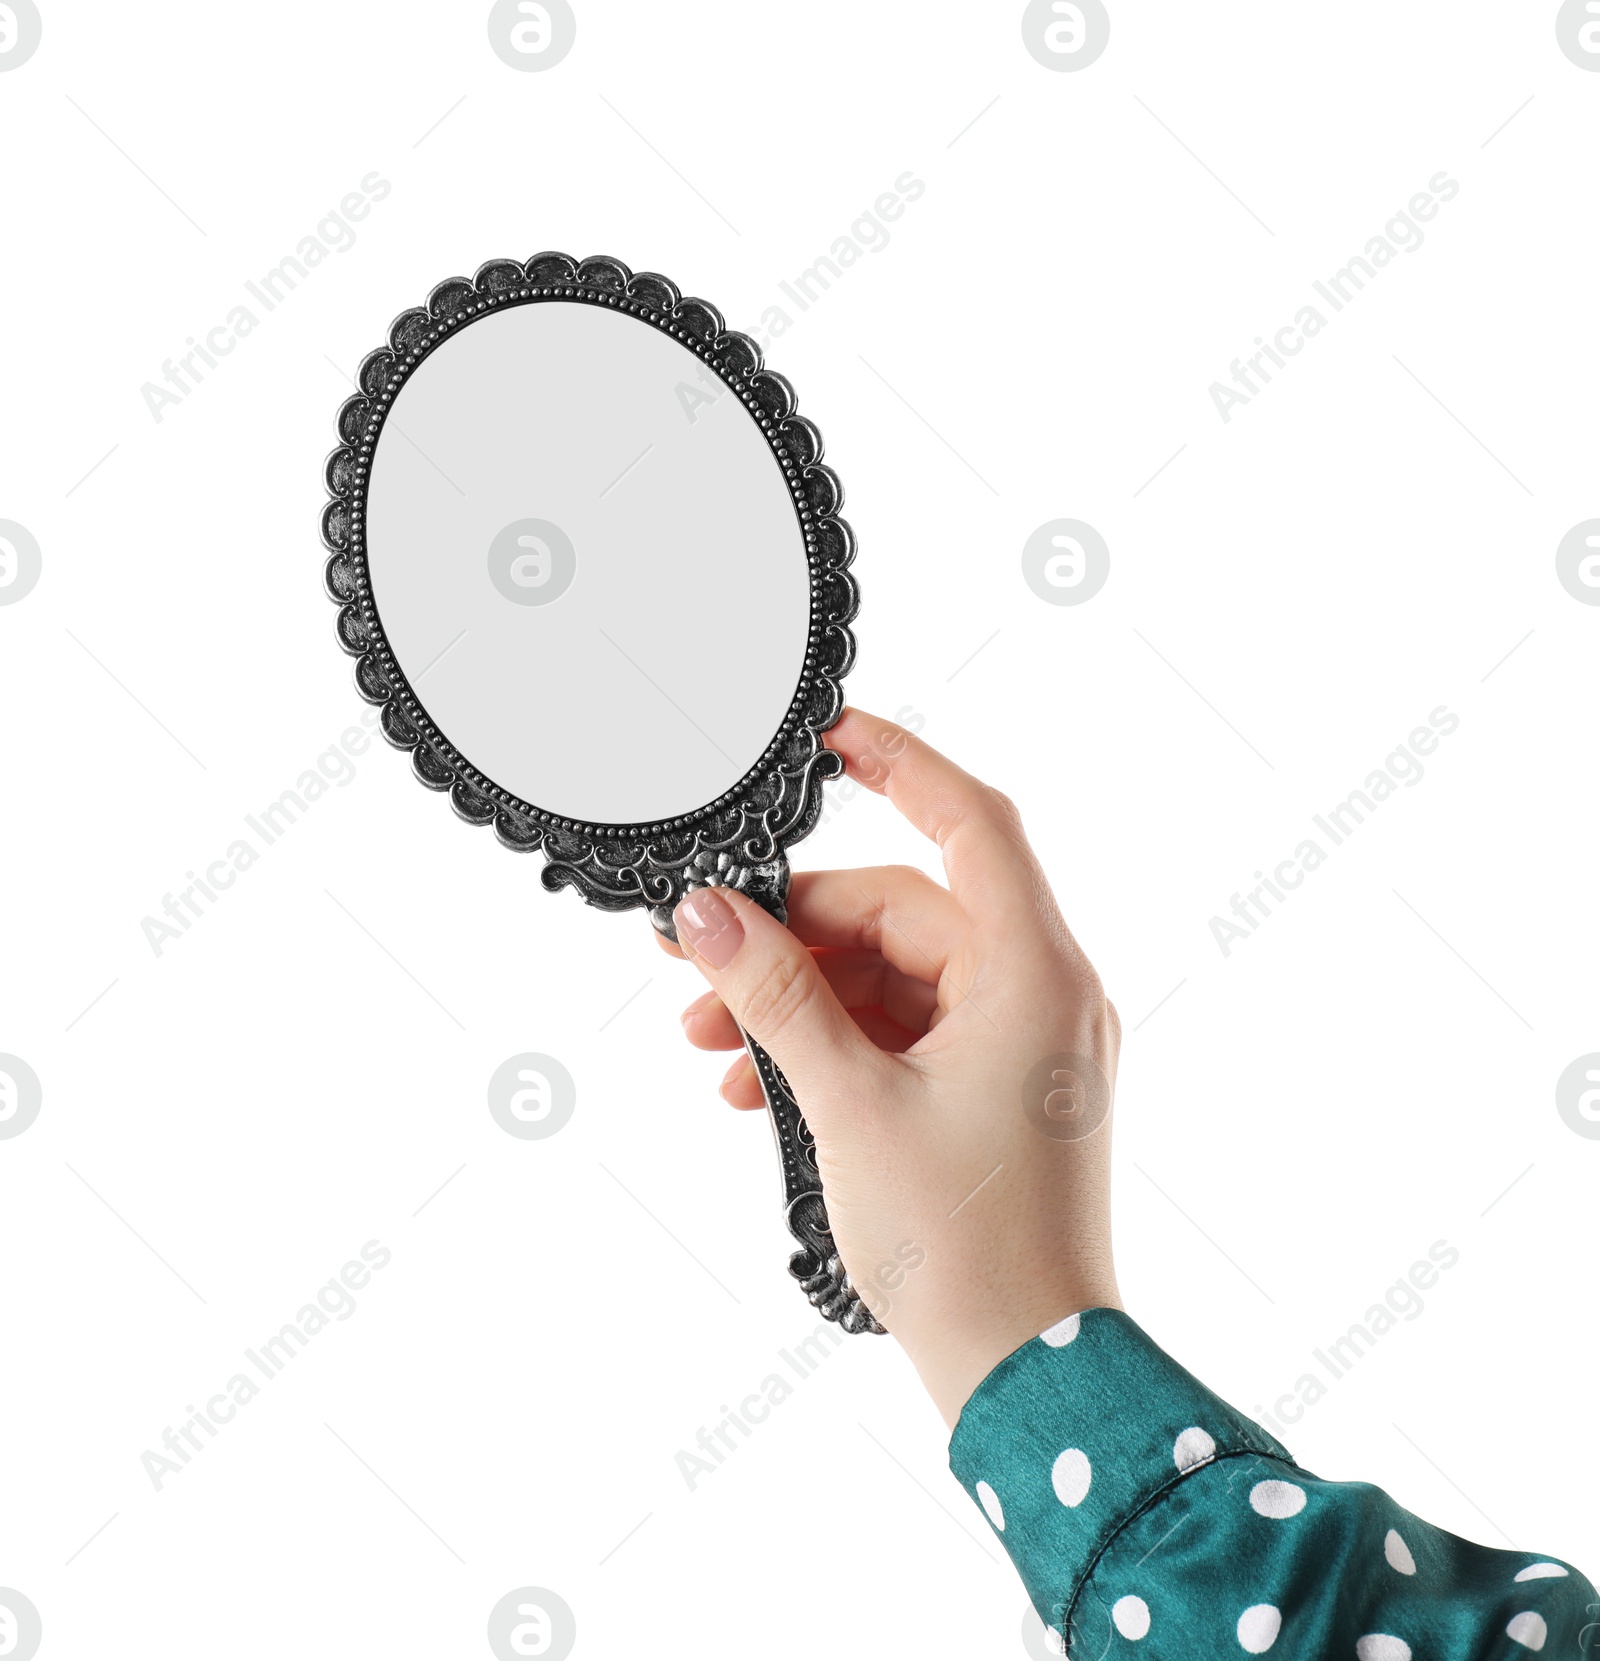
[674,888,744,969]
[721,1054,748,1088]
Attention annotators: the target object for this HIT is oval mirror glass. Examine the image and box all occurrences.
[364,298,811,824]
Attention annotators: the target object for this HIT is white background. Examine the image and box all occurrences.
[1,4,1596,1657]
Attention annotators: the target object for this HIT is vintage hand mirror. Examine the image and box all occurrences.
[321,252,878,1333]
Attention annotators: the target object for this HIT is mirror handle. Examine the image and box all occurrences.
[743,1032,886,1336]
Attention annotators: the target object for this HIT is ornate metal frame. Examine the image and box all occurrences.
[320,251,883,1334]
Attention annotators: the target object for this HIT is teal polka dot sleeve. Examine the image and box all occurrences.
[949,1309,1596,1657]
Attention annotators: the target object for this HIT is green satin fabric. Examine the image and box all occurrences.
[949,1309,1595,1656]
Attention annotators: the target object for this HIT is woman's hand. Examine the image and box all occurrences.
[659,707,1122,1427]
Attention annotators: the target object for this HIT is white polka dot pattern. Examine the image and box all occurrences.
[1040,1313,1081,1348]
[1112,1595,1150,1640]
[1355,1635,1411,1661]
[1174,1426,1217,1472]
[1505,1612,1548,1650]
[1383,1529,1416,1575]
[1236,1603,1281,1653]
[1249,1480,1306,1518]
[947,1308,1594,1661]
[1051,1447,1092,1508]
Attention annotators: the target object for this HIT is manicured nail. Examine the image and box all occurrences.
[674,888,744,969]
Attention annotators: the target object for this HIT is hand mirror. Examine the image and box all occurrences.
[320,252,880,1333]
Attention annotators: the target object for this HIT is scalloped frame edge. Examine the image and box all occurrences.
[321,251,858,920]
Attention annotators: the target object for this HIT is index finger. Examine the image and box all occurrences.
[823,707,1052,923]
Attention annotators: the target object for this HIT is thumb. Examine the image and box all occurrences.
[671,885,885,1119]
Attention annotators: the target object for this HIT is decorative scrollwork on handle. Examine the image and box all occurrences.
[783,1187,886,1336]
[745,1037,885,1337]
[655,853,884,1335]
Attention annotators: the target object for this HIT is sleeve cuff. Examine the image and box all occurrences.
[948,1307,1296,1640]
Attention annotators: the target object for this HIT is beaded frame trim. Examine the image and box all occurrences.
[320,251,858,921]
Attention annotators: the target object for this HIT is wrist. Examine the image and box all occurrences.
[907,1279,1125,1429]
